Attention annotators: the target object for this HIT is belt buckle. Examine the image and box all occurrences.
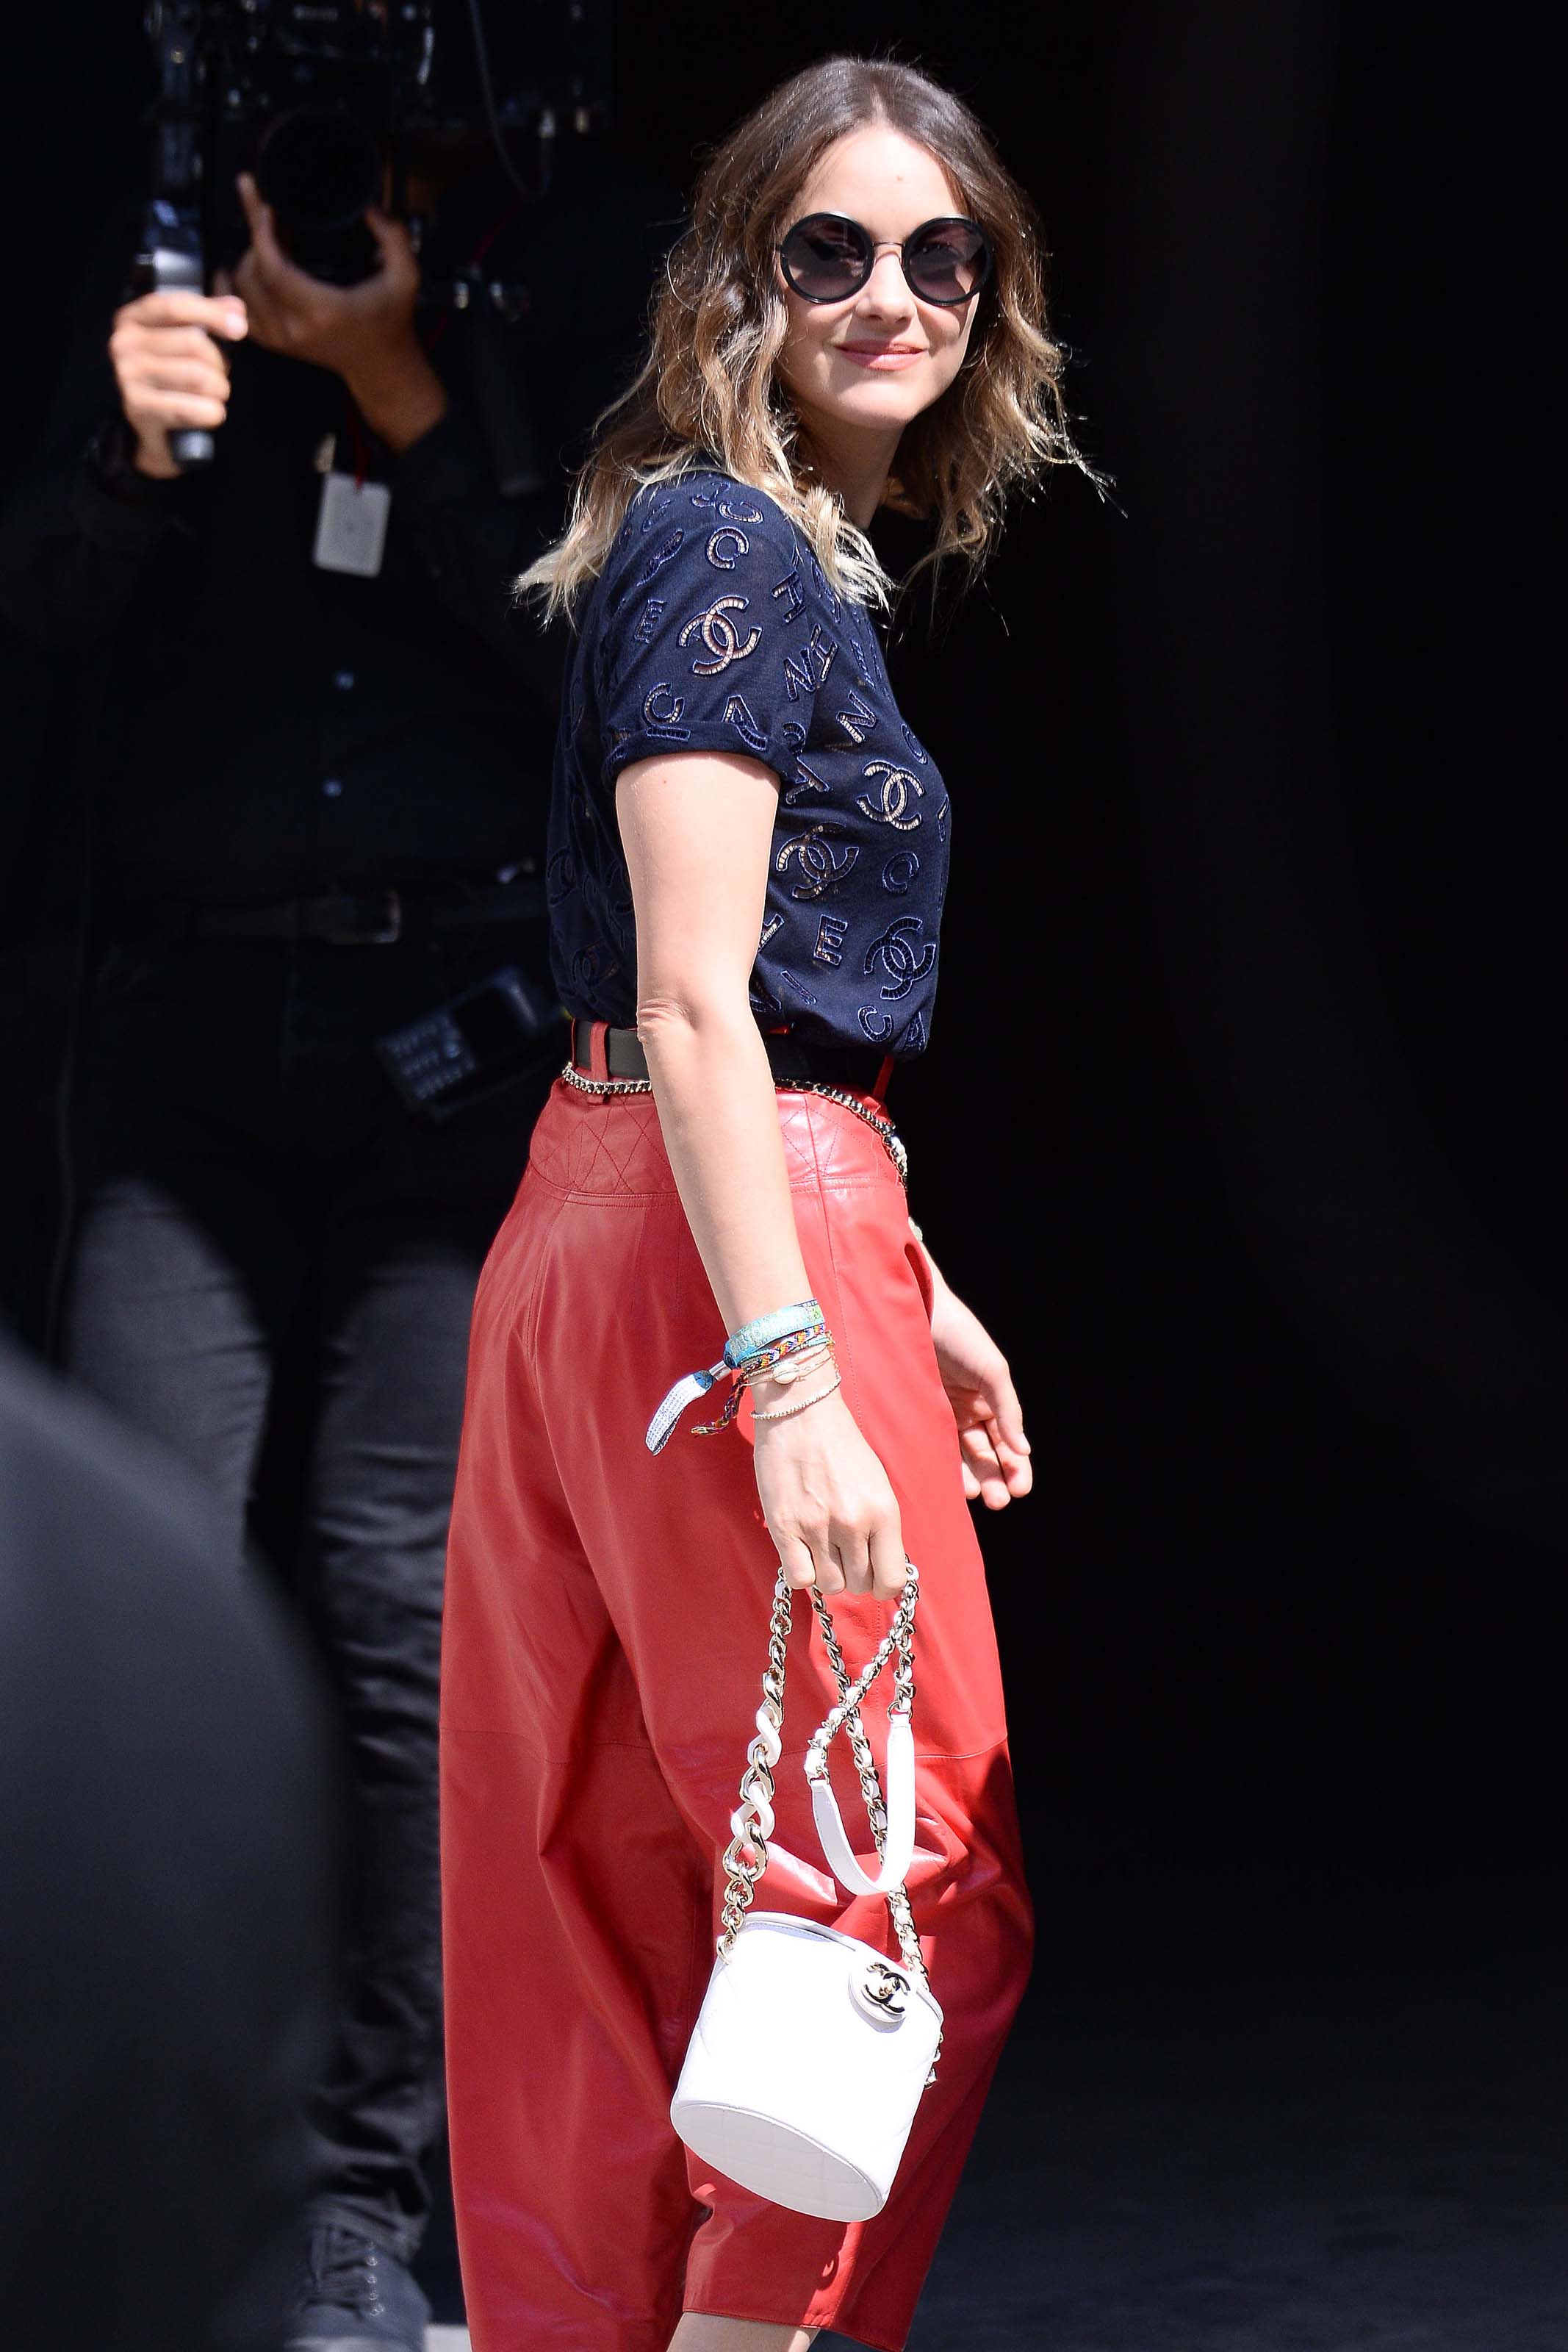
[322,889,402,945]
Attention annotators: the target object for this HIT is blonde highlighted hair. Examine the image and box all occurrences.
[523,55,1090,620]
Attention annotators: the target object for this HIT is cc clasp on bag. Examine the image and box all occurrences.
[669,1566,944,2223]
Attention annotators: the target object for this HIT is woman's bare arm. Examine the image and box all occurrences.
[616,750,906,1597]
[616,751,814,1332]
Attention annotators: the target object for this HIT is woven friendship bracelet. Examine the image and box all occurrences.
[724,1299,824,1367]
[691,1324,832,1437]
[754,1340,835,1388]
[645,1305,833,1454]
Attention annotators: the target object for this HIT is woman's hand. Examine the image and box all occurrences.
[926,1274,1032,1510]
[752,1387,907,1601]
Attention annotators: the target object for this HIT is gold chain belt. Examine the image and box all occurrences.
[558,1061,909,1186]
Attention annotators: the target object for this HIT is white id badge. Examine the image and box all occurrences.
[312,472,391,576]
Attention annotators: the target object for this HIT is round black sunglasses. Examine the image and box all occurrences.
[777,212,993,308]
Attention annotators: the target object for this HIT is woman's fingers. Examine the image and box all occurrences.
[982,1363,1030,1464]
[988,1414,1035,1497]
[775,1519,894,1596]
[961,1419,1032,1508]
[832,1530,872,1596]
[998,1445,1034,1497]
[776,1533,818,1591]
[868,1520,908,1602]
[778,1524,845,1593]
[810,1533,846,1593]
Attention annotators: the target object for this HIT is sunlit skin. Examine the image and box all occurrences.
[776,125,979,528]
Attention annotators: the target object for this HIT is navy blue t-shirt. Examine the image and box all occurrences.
[545,470,950,1056]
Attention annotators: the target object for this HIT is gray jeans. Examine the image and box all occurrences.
[62,918,555,2259]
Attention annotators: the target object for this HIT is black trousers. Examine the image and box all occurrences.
[60,916,557,2261]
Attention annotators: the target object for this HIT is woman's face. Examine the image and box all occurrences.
[774,126,980,451]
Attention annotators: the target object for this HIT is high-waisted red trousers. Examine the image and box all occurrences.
[440,1076,1032,2351]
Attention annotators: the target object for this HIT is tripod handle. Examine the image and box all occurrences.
[135,197,217,473]
[167,428,216,470]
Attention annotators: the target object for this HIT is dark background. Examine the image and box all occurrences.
[4,4,1564,2343]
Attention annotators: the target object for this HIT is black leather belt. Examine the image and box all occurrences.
[118,881,547,947]
[570,1018,890,1094]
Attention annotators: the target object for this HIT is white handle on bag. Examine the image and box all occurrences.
[717,1566,924,1971]
[809,1710,916,1895]
[802,1572,919,1899]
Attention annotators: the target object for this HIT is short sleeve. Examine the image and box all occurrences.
[596,480,821,789]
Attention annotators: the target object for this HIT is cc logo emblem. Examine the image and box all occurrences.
[857,762,925,830]
[853,1957,911,2022]
[680,596,762,675]
[774,824,860,901]
[865,916,936,1001]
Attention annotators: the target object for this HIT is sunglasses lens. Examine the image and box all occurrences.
[905,221,990,303]
[781,217,870,301]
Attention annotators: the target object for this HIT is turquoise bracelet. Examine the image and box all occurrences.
[724,1298,824,1369]
[645,1299,832,1456]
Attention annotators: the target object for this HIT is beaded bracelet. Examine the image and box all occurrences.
[751,1371,844,1425]
[691,1326,832,1437]
[753,1340,834,1388]
[646,1310,834,1454]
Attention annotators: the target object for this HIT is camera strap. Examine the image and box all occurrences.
[309,196,525,578]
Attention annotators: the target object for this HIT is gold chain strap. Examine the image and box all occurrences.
[558,1061,908,1186]
[791,1083,910,1186]
[558,1062,653,1098]
[717,1573,794,1956]
[806,1588,927,1990]
[716,1569,938,2073]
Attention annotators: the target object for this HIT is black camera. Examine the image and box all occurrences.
[138,0,609,462]
[376,966,564,1121]
[251,101,386,289]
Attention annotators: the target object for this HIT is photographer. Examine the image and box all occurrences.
[0,104,669,2352]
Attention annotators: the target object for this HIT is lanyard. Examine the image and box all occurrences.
[341,398,371,490]
[329,197,523,486]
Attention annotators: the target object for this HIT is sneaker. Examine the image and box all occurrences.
[285,2222,432,2351]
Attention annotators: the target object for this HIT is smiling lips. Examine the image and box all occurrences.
[836,343,924,370]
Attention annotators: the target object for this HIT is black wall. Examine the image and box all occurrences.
[4,2,1563,1863]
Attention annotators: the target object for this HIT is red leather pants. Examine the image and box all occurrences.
[440,1079,1033,2351]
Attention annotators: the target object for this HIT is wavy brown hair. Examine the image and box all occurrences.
[523,55,1090,617]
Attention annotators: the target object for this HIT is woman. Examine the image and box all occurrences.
[441,54,1085,2352]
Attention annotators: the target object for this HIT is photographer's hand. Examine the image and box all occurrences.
[229,173,448,453]
[108,291,248,478]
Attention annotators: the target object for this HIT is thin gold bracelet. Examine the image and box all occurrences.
[749,1341,835,1390]
[750,1372,844,1424]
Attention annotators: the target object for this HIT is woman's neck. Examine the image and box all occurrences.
[796,415,902,531]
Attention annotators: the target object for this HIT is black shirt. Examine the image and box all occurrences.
[549,472,951,1057]
[0,146,676,908]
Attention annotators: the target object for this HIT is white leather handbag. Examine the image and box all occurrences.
[670,1567,943,2223]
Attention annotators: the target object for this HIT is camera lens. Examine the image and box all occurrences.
[255,106,383,284]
